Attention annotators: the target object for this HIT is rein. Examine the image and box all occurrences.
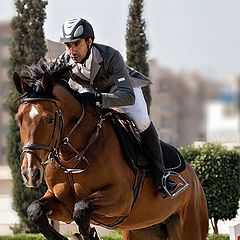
[59,113,106,174]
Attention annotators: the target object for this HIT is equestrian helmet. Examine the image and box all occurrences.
[60,18,95,43]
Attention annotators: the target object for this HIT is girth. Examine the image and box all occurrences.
[91,169,146,228]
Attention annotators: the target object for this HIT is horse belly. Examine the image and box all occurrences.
[114,178,184,230]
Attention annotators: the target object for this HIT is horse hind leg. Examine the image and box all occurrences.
[178,202,208,240]
[122,224,167,240]
[165,207,208,240]
[164,214,182,240]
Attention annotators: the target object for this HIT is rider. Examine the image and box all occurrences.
[57,18,184,198]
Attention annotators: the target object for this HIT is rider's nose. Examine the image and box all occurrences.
[69,46,76,55]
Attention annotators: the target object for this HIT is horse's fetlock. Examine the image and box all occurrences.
[27,201,45,223]
[73,200,93,221]
[73,200,93,235]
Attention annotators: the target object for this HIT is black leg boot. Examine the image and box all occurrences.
[140,122,180,198]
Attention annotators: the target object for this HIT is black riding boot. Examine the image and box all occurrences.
[140,122,179,198]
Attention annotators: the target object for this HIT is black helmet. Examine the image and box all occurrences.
[60,18,95,43]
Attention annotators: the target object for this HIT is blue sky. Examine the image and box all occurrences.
[2,0,240,79]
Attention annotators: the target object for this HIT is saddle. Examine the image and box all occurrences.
[108,110,186,175]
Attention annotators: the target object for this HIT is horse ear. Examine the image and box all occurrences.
[42,72,53,93]
[13,72,30,94]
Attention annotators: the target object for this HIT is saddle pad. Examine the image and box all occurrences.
[110,114,142,173]
[160,140,186,173]
[109,110,186,173]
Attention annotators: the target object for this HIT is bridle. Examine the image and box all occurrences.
[21,97,64,164]
[20,97,106,174]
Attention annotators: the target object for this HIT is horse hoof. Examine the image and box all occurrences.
[69,233,84,240]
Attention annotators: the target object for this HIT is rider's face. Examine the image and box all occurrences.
[65,38,92,63]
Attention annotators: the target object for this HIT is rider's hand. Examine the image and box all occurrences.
[75,92,102,107]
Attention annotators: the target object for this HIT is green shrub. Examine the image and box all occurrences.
[0,234,44,240]
[180,143,240,234]
[179,145,201,164]
[0,232,230,240]
[0,232,122,240]
[208,234,229,240]
[101,231,122,240]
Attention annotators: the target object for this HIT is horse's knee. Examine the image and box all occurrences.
[73,200,93,235]
[27,201,46,224]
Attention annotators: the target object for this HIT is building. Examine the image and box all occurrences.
[149,59,219,147]
[206,75,240,147]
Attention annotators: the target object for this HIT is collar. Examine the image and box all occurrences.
[78,48,93,71]
[70,46,103,84]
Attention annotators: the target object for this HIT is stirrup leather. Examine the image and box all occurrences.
[162,171,189,198]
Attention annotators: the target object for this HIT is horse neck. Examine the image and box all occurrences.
[53,83,81,116]
[53,84,103,158]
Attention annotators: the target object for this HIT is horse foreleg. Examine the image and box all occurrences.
[73,199,100,240]
[27,201,68,240]
[27,190,71,240]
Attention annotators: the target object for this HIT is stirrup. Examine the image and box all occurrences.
[162,171,189,199]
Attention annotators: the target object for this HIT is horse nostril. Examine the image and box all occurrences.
[21,171,28,182]
[32,169,41,181]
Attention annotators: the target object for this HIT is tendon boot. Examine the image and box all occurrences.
[140,122,181,198]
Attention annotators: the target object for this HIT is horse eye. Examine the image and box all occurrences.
[46,117,55,125]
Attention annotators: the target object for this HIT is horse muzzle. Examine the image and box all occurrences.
[21,164,44,188]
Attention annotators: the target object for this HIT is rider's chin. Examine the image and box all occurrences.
[71,56,79,62]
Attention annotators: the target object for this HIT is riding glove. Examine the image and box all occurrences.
[75,92,102,107]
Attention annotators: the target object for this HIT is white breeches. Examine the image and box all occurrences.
[116,88,151,133]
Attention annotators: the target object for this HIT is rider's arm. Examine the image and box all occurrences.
[101,51,135,108]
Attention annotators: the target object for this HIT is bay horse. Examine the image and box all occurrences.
[13,62,208,240]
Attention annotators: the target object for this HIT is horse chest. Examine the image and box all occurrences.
[52,182,87,204]
[52,183,74,203]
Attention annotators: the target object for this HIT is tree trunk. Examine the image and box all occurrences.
[210,218,219,234]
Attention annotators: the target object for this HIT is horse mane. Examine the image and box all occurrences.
[20,58,74,99]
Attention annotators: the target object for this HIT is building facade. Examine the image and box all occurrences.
[149,60,212,146]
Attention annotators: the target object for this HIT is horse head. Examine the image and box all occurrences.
[13,61,81,188]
